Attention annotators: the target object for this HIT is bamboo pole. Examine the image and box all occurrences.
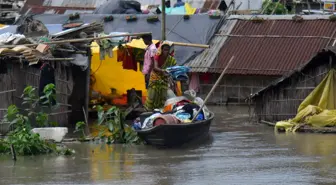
[215,34,332,39]
[0,36,209,50]
[55,48,87,54]
[48,110,72,116]
[0,32,152,48]
[0,89,16,94]
[261,120,276,126]
[161,0,166,40]
[42,58,74,61]
[173,42,210,48]
[191,56,235,122]
[84,49,92,135]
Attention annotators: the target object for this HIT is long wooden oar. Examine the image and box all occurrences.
[191,56,235,122]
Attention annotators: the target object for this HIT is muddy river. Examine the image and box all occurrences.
[1,106,336,185]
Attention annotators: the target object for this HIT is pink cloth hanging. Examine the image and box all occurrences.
[189,72,200,92]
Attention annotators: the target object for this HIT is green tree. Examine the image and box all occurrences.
[262,0,288,15]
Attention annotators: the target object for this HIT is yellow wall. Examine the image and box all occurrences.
[91,44,147,96]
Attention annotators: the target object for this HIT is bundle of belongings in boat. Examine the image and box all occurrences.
[132,89,211,130]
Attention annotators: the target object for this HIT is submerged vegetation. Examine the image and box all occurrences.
[0,84,142,157]
[74,121,86,140]
[0,84,73,156]
[96,105,141,144]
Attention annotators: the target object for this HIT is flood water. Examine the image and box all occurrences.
[1,106,336,185]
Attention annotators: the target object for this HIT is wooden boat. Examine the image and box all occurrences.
[136,112,214,147]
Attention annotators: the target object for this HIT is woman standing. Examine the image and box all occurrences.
[145,41,176,111]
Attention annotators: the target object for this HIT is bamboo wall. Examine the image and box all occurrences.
[198,74,278,105]
[0,62,73,128]
[254,54,333,123]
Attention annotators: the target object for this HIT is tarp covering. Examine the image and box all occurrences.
[32,14,223,65]
[94,0,142,14]
[276,69,336,132]
[90,39,161,97]
[158,2,197,15]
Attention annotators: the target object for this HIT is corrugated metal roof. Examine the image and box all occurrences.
[251,47,336,98]
[43,0,105,7]
[200,0,221,12]
[186,18,237,72]
[20,0,97,14]
[208,17,336,76]
[27,6,95,14]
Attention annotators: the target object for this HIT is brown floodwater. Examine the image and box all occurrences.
[1,106,336,185]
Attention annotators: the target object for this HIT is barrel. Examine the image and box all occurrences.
[153,114,180,127]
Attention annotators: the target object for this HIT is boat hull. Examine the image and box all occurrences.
[136,112,214,147]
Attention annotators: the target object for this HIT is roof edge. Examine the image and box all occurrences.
[227,14,332,20]
[250,47,336,99]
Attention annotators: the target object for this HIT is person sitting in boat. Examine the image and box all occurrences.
[145,41,176,111]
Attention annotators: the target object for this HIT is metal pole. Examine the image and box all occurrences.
[161,0,166,40]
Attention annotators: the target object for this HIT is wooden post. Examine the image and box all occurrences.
[161,0,166,40]
[10,144,16,161]
[84,49,92,135]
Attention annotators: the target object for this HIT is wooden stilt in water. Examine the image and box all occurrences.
[10,144,16,161]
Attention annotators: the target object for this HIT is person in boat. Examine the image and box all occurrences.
[145,41,176,111]
[141,34,157,89]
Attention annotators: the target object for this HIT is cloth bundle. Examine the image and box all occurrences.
[166,66,190,81]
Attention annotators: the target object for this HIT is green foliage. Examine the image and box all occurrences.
[20,84,58,127]
[0,139,10,154]
[329,14,336,22]
[74,121,86,139]
[61,148,75,155]
[262,0,288,15]
[96,105,141,144]
[0,84,73,156]
[7,127,56,155]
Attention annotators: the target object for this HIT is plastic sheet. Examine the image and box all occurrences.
[90,42,147,97]
[275,69,336,132]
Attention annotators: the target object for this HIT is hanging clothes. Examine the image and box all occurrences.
[39,63,56,105]
[189,72,200,92]
[96,33,114,60]
[117,46,137,71]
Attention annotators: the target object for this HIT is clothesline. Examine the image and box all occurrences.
[0,32,152,48]
[0,32,210,49]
